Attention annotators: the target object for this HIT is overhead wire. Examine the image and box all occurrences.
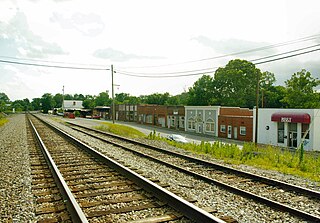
[118,33,320,69]
[1,33,319,75]
[0,59,110,71]
[253,47,320,65]
[116,44,320,78]
[0,55,107,68]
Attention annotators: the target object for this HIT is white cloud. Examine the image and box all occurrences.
[1,0,320,101]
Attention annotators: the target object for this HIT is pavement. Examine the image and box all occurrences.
[66,117,244,148]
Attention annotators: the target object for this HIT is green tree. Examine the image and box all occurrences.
[214,59,261,108]
[0,93,10,112]
[74,93,85,101]
[283,69,320,108]
[115,93,131,104]
[142,92,170,105]
[11,99,30,112]
[53,93,63,108]
[41,93,55,113]
[263,85,287,108]
[31,98,42,111]
[95,92,112,106]
[187,75,215,105]
[64,94,73,100]
[83,95,96,109]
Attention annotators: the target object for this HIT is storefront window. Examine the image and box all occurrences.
[146,115,153,124]
[301,123,310,139]
[240,126,246,135]
[188,117,195,130]
[278,122,284,143]
[205,119,214,132]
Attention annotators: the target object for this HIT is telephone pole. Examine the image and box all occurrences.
[111,64,115,124]
[62,85,65,111]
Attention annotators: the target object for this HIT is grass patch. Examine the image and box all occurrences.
[0,113,8,127]
[95,122,146,138]
[147,131,320,183]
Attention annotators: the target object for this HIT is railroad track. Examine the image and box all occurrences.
[27,115,228,223]
[27,118,71,222]
[64,120,320,222]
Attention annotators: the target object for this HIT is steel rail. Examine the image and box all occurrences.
[67,121,320,222]
[28,118,89,223]
[67,122,320,199]
[33,115,225,223]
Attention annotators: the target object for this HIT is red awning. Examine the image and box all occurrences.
[271,112,311,123]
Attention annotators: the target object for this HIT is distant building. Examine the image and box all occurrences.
[63,100,84,111]
[93,106,110,119]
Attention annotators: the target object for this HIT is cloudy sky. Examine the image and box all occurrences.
[1,0,320,101]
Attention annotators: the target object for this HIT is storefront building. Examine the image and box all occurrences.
[253,108,320,151]
[218,107,253,142]
[185,106,220,136]
[167,106,185,130]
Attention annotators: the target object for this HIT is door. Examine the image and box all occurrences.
[198,123,203,133]
[227,125,232,138]
[233,127,238,139]
[288,123,297,148]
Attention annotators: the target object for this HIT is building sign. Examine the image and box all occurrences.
[281,117,292,122]
[271,113,311,124]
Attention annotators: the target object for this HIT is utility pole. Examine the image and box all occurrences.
[111,64,115,124]
[62,85,65,112]
[255,73,260,144]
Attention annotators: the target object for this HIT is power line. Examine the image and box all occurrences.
[115,69,215,78]
[118,33,320,69]
[0,55,107,68]
[251,43,320,63]
[116,46,320,78]
[0,59,110,71]
[253,47,320,65]
[116,67,216,75]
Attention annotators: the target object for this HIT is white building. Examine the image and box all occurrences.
[63,100,83,111]
[253,108,320,151]
[185,106,220,136]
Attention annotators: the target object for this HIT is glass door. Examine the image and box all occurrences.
[288,123,297,148]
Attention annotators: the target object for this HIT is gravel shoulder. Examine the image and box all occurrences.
[0,114,34,222]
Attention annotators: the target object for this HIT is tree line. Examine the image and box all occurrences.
[1,59,319,113]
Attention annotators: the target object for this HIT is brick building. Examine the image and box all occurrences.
[116,104,137,122]
[218,107,253,142]
[137,104,167,127]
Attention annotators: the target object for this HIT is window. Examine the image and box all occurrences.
[206,119,214,132]
[146,115,153,124]
[188,117,195,130]
[240,126,246,135]
[220,125,226,133]
[278,122,284,143]
[170,116,175,127]
[301,123,310,140]
[179,117,185,128]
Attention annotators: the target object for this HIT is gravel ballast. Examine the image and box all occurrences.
[43,115,320,222]
[1,114,319,223]
[0,114,34,222]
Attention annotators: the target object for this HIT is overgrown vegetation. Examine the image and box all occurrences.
[147,131,320,183]
[95,122,146,138]
[0,113,8,127]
